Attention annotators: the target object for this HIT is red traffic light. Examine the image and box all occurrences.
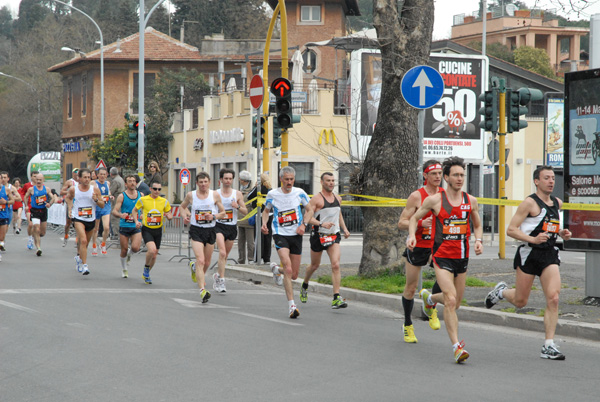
[270,77,292,97]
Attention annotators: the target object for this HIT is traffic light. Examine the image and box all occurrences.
[128,120,139,150]
[270,77,294,129]
[272,114,301,148]
[252,116,265,148]
[478,90,498,132]
[507,88,544,133]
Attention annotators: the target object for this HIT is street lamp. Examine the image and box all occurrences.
[53,0,104,142]
[0,71,41,154]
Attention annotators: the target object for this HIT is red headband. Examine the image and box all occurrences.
[424,163,442,174]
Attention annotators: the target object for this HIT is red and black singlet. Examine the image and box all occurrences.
[432,191,472,259]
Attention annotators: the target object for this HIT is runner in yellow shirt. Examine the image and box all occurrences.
[132,183,173,284]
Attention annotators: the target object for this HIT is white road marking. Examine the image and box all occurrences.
[172,298,239,308]
[228,311,304,326]
[0,288,280,295]
[0,299,39,313]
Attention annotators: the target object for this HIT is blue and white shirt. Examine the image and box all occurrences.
[264,187,310,236]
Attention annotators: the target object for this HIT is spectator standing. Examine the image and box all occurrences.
[109,167,125,239]
[236,171,256,264]
[260,173,273,264]
[146,161,162,187]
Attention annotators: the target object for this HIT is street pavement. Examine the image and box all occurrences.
[2,230,600,401]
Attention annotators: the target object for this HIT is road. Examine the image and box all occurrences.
[1,231,599,401]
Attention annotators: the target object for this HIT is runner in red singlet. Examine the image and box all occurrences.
[407,156,483,364]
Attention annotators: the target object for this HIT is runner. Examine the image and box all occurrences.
[23,173,54,256]
[132,181,173,285]
[261,166,314,319]
[22,171,37,250]
[299,172,350,309]
[111,174,142,278]
[0,177,15,259]
[407,156,483,363]
[213,168,248,292]
[91,167,112,256]
[12,178,23,234]
[60,168,79,247]
[485,165,571,360]
[397,160,443,343]
[179,172,225,302]
[65,168,105,275]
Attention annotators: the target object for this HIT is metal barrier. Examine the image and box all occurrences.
[161,216,192,262]
[341,206,363,233]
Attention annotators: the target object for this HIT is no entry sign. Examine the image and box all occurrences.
[249,75,264,109]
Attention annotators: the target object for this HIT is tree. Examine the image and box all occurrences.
[467,41,515,63]
[355,0,434,276]
[513,45,556,79]
[348,0,374,32]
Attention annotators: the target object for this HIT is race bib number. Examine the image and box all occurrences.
[35,194,47,206]
[78,207,93,217]
[102,195,110,203]
[147,212,162,227]
[421,226,432,240]
[123,213,134,224]
[319,233,337,247]
[0,203,5,211]
[442,219,468,240]
[221,209,234,223]
[194,209,212,224]
[278,209,298,227]
[543,219,560,234]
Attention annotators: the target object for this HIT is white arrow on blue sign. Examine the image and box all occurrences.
[400,65,445,109]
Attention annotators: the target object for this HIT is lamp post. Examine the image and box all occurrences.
[53,0,104,142]
[0,72,40,154]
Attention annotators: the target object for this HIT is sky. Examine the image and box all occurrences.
[1,0,600,40]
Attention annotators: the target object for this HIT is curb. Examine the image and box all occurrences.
[225,265,600,342]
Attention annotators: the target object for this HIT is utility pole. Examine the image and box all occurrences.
[498,78,507,259]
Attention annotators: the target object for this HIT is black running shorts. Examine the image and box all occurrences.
[309,232,341,253]
[432,257,468,276]
[215,223,238,241]
[30,208,48,223]
[273,234,303,255]
[73,218,95,232]
[142,226,163,249]
[402,246,432,267]
[514,245,560,277]
[189,225,216,245]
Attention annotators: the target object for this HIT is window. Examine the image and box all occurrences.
[80,162,87,169]
[192,108,199,129]
[132,73,157,114]
[67,79,73,119]
[279,162,313,195]
[211,164,221,189]
[81,74,87,116]
[300,5,321,22]
[302,49,317,74]
[66,163,73,180]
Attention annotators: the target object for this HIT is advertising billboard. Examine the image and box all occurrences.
[545,96,564,167]
[27,152,62,192]
[350,51,488,162]
[564,69,600,251]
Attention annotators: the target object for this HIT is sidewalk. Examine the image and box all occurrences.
[223,248,600,342]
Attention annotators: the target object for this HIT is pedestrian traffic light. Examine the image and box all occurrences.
[128,120,139,150]
[270,77,294,129]
[478,90,498,132]
[507,88,544,133]
[252,116,265,148]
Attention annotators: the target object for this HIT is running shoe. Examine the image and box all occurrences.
[200,289,211,303]
[485,281,508,309]
[143,267,152,284]
[271,262,283,286]
[541,343,565,360]
[403,324,418,343]
[454,341,469,363]
[101,243,107,255]
[82,264,90,275]
[62,235,68,247]
[126,247,132,265]
[91,244,98,257]
[36,248,42,257]
[0,243,5,251]
[300,286,308,303]
[332,295,348,309]
[289,304,300,319]
[189,261,197,283]
[122,269,128,278]
[0,253,2,262]
[219,278,226,293]
[15,228,20,235]
[27,238,34,250]
[419,289,440,330]
[74,255,83,272]
[212,272,222,291]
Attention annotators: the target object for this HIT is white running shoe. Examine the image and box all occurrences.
[126,247,132,265]
[212,272,221,291]
[62,236,68,247]
[219,278,226,293]
[75,255,83,272]
[122,269,128,278]
[27,238,34,250]
[271,262,283,286]
[289,304,299,319]
[82,264,90,275]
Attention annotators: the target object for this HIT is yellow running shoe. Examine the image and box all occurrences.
[403,324,418,343]
[429,308,441,330]
[189,260,197,283]
[454,341,469,363]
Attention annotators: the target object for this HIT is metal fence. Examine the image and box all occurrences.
[341,206,363,233]
[161,216,193,262]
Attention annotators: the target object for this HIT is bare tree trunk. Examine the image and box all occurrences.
[356,0,434,276]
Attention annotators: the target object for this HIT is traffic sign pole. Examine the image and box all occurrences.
[255,105,262,264]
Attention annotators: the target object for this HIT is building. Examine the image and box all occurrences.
[451,6,589,73]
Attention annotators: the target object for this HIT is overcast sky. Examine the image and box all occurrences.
[1,0,599,40]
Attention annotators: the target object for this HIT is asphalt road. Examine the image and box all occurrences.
[2,231,600,401]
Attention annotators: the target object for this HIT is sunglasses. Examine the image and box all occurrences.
[152,187,162,191]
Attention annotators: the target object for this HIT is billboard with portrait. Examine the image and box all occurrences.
[545,96,564,167]
[564,69,600,251]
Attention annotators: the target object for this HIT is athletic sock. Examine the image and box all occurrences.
[288,299,296,308]
[427,295,434,306]
[120,257,127,269]
[545,339,554,347]
[498,289,505,299]
[402,297,414,326]
[453,342,460,351]
[302,282,309,290]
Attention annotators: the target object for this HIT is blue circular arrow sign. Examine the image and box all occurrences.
[400,65,445,109]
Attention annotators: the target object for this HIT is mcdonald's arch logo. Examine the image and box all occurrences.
[318,129,337,145]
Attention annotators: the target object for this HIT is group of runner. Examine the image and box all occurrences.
[401,157,570,362]
[0,160,571,362]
